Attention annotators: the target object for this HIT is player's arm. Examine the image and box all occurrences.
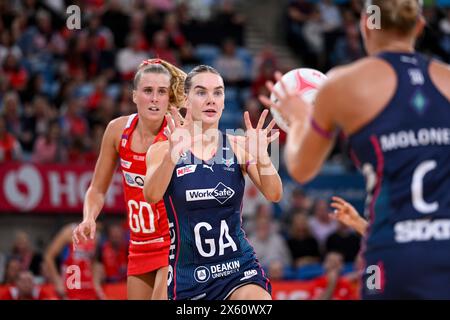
[44,225,73,299]
[74,119,120,244]
[143,141,176,203]
[285,76,340,184]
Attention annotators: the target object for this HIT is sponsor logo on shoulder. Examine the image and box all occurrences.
[240,269,258,281]
[123,170,145,189]
[120,158,132,169]
[186,182,235,204]
[176,165,197,177]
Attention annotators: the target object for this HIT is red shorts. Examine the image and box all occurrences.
[127,238,170,276]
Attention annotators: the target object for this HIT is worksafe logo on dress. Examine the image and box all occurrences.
[186,182,235,204]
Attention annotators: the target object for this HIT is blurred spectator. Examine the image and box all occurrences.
[248,212,291,278]
[31,120,66,163]
[215,0,246,46]
[2,258,22,285]
[60,96,88,142]
[0,115,22,162]
[101,0,130,48]
[116,33,149,81]
[9,231,42,276]
[439,9,450,60]
[150,30,178,65]
[325,222,361,263]
[290,188,313,212]
[318,0,343,70]
[285,0,317,68]
[0,271,52,300]
[178,42,201,71]
[86,76,108,112]
[214,38,247,87]
[148,0,177,12]
[243,202,278,236]
[309,199,338,250]
[251,57,277,98]
[286,211,321,268]
[1,91,25,147]
[302,6,324,68]
[129,11,151,51]
[183,0,215,22]
[117,83,135,116]
[163,12,187,50]
[0,31,22,65]
[311,252,357,300]
[339,9,364,63]
[98,224,128,283]
[2,53,28,91]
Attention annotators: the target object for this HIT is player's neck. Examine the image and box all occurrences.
[136,117,162,140]
[369,36,415,56]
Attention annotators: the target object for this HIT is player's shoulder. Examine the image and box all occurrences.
[319,57,395,104]
[325,56,391,85]
[430,59,450,77]
[107,115,132,131]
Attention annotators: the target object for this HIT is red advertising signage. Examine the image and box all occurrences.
[0,163,125,213]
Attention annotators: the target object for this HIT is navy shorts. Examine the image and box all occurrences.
[170,258,272,300]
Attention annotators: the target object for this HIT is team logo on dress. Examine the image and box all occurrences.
[222,158,234,167]
[194,266,210,283]
[123,170,145,189]
[120,158,132,169]
[186,182,235,204]
[121,139,127,147]
[176,165,197,177]
[222,158,235,172]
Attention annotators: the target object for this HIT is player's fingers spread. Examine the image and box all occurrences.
[267,119,276,132]
[330,202,343,210]
[268,131,280,143]
[332,196,346,205]
[165,115,174,131]
[170,108,181,127]
[243,111,253,130]
[258,95,277,110]
[275,71,289,95]
[266,81,283,103]
[257,109,269,129]
[183,107,193,126]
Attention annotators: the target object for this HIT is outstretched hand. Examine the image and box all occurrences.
[164,107,202,164]
[231,109,279,165]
